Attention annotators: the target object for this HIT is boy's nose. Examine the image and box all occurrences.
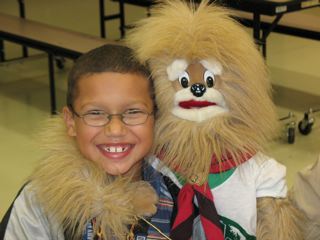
[104,116,127,136]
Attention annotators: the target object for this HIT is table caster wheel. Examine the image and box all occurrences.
[298,112,314,135]
[287,127,295,144]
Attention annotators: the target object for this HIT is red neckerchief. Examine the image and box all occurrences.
[170,153,253,240]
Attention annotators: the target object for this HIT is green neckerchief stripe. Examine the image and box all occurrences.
[174,168,235,188]
[208,168,235,189]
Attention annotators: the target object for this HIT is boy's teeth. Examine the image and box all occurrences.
[105,146,127,153]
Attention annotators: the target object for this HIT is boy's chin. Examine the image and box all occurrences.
[101,161,143,179]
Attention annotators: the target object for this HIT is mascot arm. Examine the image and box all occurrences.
[256,197,305,240]
[289,156,320,240]
[255,157,304,240]
[95,179,158,238]
[290,157,320,223]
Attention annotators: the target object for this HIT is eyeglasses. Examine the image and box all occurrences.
[69,105,153,127]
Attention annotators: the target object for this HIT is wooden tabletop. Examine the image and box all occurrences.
[0,13,119,58]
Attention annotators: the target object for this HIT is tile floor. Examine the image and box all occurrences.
[0,0,319,218]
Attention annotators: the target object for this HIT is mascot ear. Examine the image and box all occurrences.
[63,106,77,137]
[167,59,188,81]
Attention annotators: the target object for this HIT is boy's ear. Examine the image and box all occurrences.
[63,106,77,137]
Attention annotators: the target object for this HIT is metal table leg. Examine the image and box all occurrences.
[48,53,57,115]
[18,0,28,57]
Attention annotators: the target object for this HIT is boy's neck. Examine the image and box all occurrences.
[123,161,143,181]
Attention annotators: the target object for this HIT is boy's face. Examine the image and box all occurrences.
[63,72,154,176]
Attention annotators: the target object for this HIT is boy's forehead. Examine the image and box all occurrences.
[78,71,149,82]
[76,72,152,99]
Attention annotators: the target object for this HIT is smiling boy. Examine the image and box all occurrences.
[0,44,173,240]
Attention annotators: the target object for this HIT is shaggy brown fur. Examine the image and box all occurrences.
[127,0,304,239]
[29,116,157,239]
[127,0,279,184]
[256,197,305,240]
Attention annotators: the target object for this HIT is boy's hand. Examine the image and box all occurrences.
[130,181,158,216]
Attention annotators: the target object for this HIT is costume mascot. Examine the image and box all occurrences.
[127,0,306,239]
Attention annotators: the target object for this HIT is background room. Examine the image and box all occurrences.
[0,0,319,218]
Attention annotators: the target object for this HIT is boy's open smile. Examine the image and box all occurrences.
[98,143,133,159]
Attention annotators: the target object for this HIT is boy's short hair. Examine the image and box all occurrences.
[67,44,152,108]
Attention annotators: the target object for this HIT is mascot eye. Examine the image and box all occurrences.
[204,70,215,88]
[178,71,190,88]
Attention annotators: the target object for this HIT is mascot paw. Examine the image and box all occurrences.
[130,181,158,216]
[257,197,305,240]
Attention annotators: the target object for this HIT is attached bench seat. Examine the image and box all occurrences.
[0,13,114,59]
[0,13,118,114]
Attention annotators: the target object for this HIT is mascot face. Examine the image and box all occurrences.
[167,59,228,122]
[127,0,279,183]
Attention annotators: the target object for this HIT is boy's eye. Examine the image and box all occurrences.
[85,110,105,115]
[84,110,106,120]
[123,109,146,118]
[126,109,144,114]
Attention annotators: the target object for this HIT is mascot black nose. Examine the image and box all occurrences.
[191,83,206,97]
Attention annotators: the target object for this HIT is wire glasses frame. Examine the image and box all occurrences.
[68,105,154,127]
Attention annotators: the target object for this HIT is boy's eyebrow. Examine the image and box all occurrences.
[78,101,153,111]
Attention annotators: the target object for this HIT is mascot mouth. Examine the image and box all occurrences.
[179,100,216,109]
